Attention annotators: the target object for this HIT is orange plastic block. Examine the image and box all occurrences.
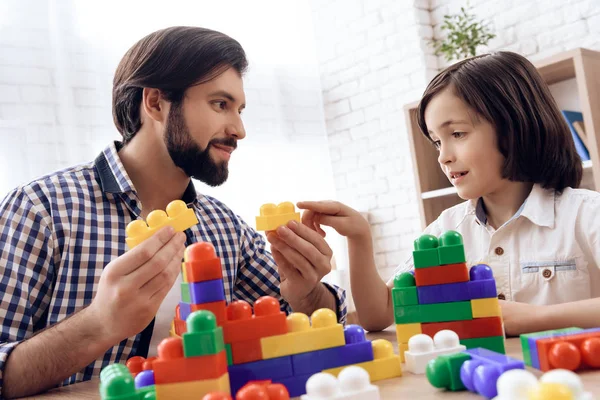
[184,242,223,283]
[222,297,287,344]
[126,356,145,377]
[126,200,198,249]
[174,316,187,335]
[191,301,228,326]
[536,330,600,372]
[202,393,232,400]
[230,338,263,364]
[143,357,157,371]
[255,202,300,232]
[155,374,230,400]
[236,380,290,400]
[153,337,228,384]
[422,317,503,339]
[414,262,469,286]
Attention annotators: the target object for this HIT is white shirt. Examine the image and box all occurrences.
[393,184,600,305]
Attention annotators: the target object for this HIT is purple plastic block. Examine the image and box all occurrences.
[228,356,294,395]
[417,265,496,304]
[291,325,374,375]
[189,279,225,303]
[274,373,313,397]
[179,302,192,320]
[460,348,524,398]
[134,370,155,388]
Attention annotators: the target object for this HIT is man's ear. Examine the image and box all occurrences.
[141,88,169,123]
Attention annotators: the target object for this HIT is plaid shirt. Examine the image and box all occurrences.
[0,141,347,396]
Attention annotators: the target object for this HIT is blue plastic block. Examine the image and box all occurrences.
[275,373,313,397]
[460,348,525,399]
[528,327,600,369]
[291,325,374,375]
[228,356,294,395]
[134,370,155,388]
[179,302,192,320]
[189,279,225,303]
[417,264,497,304]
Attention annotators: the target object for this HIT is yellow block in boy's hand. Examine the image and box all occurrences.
[125,200,198,249]
[471,298,502,318]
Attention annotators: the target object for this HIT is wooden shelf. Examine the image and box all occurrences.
[404,48,600,229]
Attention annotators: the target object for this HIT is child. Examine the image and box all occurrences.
[298,51,600,336]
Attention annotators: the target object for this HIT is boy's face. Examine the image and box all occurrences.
[424,87,506,200]
[164,67,246,186]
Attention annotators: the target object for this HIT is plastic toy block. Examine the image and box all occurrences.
[391,272,418,306]
[179,302,192,320]
[405,330,466,374]
[255,202,300,232]
[125,200,198,249]
[416,264,497,304]
[291,324,374,375]
[260,309,344,359]
[181,283,191,303]
[126,356,145,377]
[414,262,469,286]
[460,336,506,354]
[152,337,227,384]
[175,301,227,326]
[399,342,408,363]
[535,328,600,372]
[426,351,471,391]
[189,279,226,303]
[182,310,225,357]
[235,381,290,400]
[274,374,313,398]
[413,234,440,269]
[494,368,593,400]
[394,301,472,324]
[230,338,263,364]
[155,373,230,400]
[521,328,583,368]
[183,242,224,283]
[203,393,232,400]
[143,357,157,371]
[226,344,233,366]
[323,339,402,382]
[99,364,139,400]
[437,230,466,265]
[395,323,422,343]
[222,297,287,344]
[228,356,294,394]
[422,317,503,340]
[460,348,525,398]
[135,370,155,388]
[182,262,189,283]
[301,366,380,400]
[471,297,501,318]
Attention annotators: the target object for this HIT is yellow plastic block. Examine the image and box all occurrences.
[181,262,188,283]
[155,373,230,400]
[528,382,574,400]
[324,339,402,381]
[395,323,422,344]
[255,202,300,231]
[471,297,501,318]
[260,309,344,359]
[399,342,409,363]
[125,200,198,249]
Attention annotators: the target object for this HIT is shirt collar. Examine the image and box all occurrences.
[94,141,198,204]
[466,184,555,228]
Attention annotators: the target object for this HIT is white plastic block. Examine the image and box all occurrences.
[404,330,466,374]
[493,368,593,400]
[301,366,380,400]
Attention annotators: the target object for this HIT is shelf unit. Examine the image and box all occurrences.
[404,48,600,229]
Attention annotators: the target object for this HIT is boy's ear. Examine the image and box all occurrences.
[141,88,168,123]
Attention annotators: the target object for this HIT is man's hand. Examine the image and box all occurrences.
[88,226,186,342]
[296,200,370,241]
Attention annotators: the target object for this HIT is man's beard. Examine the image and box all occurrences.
[164,102,236,187]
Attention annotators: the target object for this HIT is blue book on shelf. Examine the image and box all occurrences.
[561,110,590,161]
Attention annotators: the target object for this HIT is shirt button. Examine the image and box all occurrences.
[498,293,506,300]
[494,247,504,256]
[543,269,552,278]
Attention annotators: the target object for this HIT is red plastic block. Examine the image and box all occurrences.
[231,338,263,364]
[202,393,232,400]
[536,330,600,372]
[414,262,469,286]
[126,356,145,377]
[236,380,290,400]
[174,316,187,335]
[191,300,228,326]
[143,357,157,371]
[422,317,503,339]
[184,242,224,282]
[222,297,287,344]
[153,336,228,384]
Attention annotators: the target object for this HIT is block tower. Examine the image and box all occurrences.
[392,230,505,360]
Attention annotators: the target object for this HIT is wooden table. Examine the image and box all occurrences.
[24,331,600,399]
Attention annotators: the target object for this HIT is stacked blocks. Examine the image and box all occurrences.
[255,202,300,232]
[520,327,600,372]
[426,347,525,398]
[125,200,198,249]
[393,230,505,359]
[100,363,156,400]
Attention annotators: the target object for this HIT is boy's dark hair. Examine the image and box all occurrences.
[113,26,248,143]
[417,51,582,192]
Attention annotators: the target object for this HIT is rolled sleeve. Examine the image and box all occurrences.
[322,282,348,325]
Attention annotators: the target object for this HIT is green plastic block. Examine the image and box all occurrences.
[413,234,440,269]
[225,343,233,366]
[138,385,156,400]
[99,364,139,400]
[426,352,471,391]
[437,230,466,265]
[460,336,506,354]
[394,304,422,324]
[182,310,225,357]
[391,272,419,306]
[180,282,191,303]
[519,327,582,366]
[420,301,472,323]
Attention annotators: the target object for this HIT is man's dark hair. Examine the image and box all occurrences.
[417,51,582,192]
[112,26,248,142]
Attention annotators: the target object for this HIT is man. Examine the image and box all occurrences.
[0,26,346,398]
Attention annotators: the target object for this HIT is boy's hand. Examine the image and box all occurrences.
[296,200,370,240]
[499,300,548,336]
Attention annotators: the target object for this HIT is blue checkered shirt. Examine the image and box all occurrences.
[0,141,347,396]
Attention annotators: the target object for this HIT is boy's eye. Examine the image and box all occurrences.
[452,131,465,138]
[432,140,441,150]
